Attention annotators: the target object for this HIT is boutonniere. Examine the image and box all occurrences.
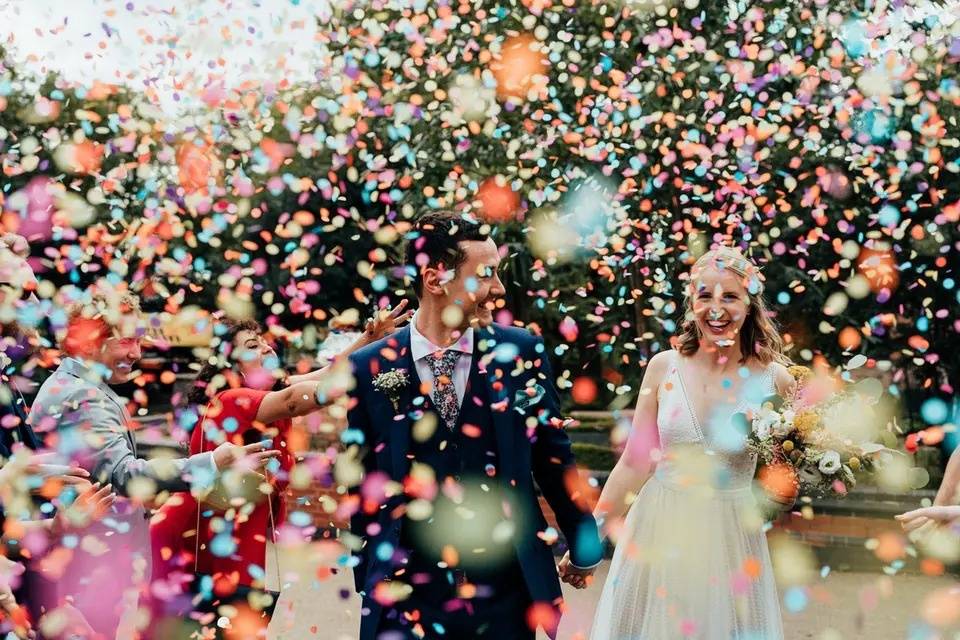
[373,369,410,412]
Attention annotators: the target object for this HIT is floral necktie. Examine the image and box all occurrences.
[427,349,461,431]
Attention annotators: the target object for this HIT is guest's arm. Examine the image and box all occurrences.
[255,364,351,424]
[1,483,115,547]
[286,301,412,386]
[934,447,960,506]
[897,505,960,533]
[72,392,217,495]
[0,453,90,492]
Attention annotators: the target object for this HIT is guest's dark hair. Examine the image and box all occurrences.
[0,320,39,364]
[403,211,487,298]
[187,318,263,405]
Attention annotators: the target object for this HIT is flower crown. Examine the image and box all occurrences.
[685,249,765,298]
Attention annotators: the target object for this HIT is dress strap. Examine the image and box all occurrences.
[762,361,777,394]
[671,351,707,443]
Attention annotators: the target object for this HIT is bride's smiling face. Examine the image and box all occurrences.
[689,266,751,347]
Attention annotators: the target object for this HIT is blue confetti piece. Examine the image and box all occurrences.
[493,342,519,363]
[289,510,312,527]
[921,398,949,424]
[376,542,394,562]
[210,533,237,557]
[783,586,808,613]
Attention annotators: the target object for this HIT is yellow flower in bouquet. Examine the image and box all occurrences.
[787,365,813,383]
[794,410,821,436]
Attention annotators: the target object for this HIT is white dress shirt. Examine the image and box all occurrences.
[408,313,474,405]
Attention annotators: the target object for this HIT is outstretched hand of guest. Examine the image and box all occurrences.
[896,505,960,533]
[558,551,595,590]
[212,441,281,474]
[0,451,91,496]
[362,299,414,343]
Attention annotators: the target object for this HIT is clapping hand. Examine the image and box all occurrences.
[558,551,595,590]
[52,483,117,534]
[0,557,34,639]
[363,299,414,343]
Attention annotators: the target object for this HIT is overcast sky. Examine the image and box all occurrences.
[0,0,331,112]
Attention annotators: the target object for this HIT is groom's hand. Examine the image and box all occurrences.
[558,551,594,590]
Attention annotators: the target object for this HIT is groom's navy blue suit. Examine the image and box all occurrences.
[346,323,602,639]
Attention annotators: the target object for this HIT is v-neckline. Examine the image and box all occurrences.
[673,355,707,441]
[672,353,771,442]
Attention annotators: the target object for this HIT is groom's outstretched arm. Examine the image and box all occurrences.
[527,336,603,570]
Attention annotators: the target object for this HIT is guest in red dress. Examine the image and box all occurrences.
[150,306,410,638]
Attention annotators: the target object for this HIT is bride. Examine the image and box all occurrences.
[576,246,796,639]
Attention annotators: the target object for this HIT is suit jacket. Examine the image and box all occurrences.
[28,356,215,636]
[346,324,602,639]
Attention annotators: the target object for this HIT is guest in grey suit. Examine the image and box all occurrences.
[28,287,277,638]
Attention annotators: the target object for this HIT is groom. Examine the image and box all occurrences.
[346,211,602,639]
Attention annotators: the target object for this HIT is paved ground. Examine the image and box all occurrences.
[265,543,960,640]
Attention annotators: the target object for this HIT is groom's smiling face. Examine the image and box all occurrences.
[430,238,506,329]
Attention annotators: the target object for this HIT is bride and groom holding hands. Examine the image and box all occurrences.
[6,205,789,639]
[348,210,793,640]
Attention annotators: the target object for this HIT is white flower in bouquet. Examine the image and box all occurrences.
[780,409,796,430]
[752,405,780,440]
[818,450,842,475]
[772,411,793,437]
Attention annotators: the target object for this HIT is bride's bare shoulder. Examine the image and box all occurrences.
[643,350,676,384]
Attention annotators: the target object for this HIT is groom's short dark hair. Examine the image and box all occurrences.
[404,210,486,298]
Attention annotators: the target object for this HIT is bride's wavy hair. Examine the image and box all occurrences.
[676,246,791,366]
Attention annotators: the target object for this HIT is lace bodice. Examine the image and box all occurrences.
[654,350,776,491]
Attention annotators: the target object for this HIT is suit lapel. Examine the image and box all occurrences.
[383,325,520,479]
[379,327,417,480]
[101,384,138,456]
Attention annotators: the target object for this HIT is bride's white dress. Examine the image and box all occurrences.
[591,350,784,640]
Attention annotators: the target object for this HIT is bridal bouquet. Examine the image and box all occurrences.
[747,365,888,499]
